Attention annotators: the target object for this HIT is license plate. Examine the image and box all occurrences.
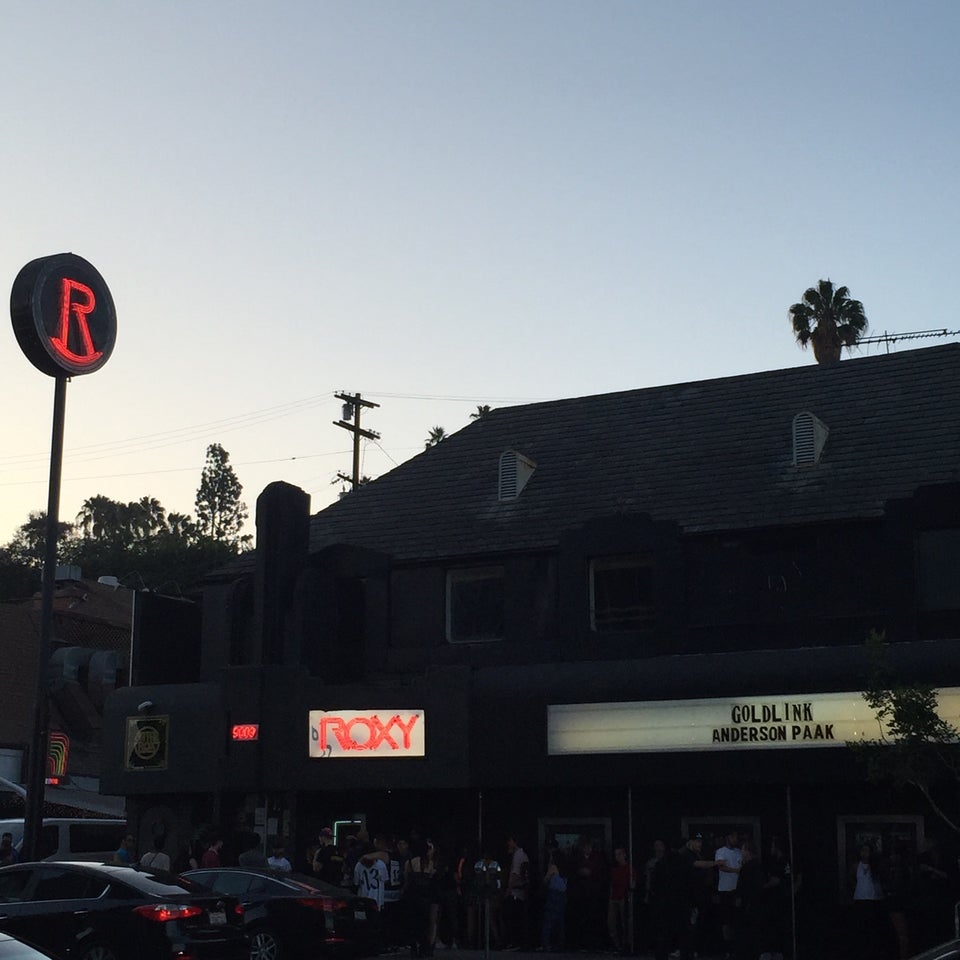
[208,911,226,925]
[353,910,366,921]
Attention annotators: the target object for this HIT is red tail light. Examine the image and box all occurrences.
[134,904,205,922]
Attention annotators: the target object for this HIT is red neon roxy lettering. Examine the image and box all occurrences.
[50,277,102,366]
[319,713,420,752]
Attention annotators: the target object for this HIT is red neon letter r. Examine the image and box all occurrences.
[51,277,103,366]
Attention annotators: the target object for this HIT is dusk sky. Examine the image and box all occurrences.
[1,1,958,551]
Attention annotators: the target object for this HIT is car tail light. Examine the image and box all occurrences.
[134,904,205,922]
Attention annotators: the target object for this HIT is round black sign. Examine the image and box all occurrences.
[10,252,117,377]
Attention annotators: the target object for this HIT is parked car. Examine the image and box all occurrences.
[0,932,57,960]
[0,861,248,960]
[910,942,960,960]
[183,868,380,960]
[0,820,126,863]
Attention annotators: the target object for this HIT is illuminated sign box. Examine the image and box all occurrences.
[232,724,260,742]
[308,710,424,758]
[547,689,960,755]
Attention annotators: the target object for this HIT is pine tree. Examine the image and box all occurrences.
[195,443,250,548]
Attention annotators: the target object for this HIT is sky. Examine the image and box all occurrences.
[1,0,958,551]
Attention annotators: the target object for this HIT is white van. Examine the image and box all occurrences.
[0,818,126,862]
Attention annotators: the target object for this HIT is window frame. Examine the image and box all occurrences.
[588,555,655,632]
[445,565,505,644]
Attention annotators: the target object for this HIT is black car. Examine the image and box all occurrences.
[0,932,58,960]
[910,942,960,960]
[0,862,248,960]
[183,868,380,960]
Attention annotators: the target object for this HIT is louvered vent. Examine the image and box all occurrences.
[792,411,829,466]
[498,450,536,500]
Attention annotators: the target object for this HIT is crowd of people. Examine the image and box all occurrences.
[27,820,960,960]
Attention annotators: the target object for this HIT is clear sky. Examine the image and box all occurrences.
[1,0,958,550]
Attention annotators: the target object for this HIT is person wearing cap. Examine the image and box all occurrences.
[313,827,344,885]
[677,835,722,960]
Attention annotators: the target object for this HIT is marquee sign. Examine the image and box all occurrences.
[547,688,960,755]
[10,252,117,377]
[309,709,424,758]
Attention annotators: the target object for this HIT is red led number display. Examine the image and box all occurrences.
[10,253,116,377]
[232,724,259,741]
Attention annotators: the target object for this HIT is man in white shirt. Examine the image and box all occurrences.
[267,843,292,872]
[353,847,388,909]
[715,830,742,959]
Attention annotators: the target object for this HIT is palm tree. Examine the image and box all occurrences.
[424,426,447,448]
[789,279,868,365]
[470,404,492,420]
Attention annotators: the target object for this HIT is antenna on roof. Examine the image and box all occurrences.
[859,328,960,353]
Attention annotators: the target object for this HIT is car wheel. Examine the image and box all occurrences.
[78,943,120,960]
[249,927,283,960]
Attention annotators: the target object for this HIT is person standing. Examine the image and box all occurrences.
[541,845,567,952]
[607,845,635,952]
[0,832,18,866]
[312,827,344,884]
[678,834,722,960]
[502,835,530,950]
[851,843,884,960]
[268,842,293,872]
[239,833,269,869]
[201,835,223,868]
[715,830,743,959]
[354,844,389,908]
[112,833,136,866]
[139,837,171,872]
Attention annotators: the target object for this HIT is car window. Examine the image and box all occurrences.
[37,827,58,861]
[31,868,107,902]
[0,869,33,903]
[208,873,255,896]
[69,824,123,854]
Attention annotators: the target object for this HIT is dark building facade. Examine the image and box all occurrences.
[103,345,960,953]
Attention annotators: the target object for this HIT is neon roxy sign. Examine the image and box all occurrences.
[308,710,425,758]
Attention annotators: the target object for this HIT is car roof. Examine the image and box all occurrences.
[0,862,208,896]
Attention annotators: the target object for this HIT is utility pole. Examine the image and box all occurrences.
[333,392,380,491]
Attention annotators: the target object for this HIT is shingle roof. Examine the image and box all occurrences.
[309,344,960,561]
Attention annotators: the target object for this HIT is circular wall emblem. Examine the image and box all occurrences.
[10,252,117,377]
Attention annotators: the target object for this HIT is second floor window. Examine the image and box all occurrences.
[590,556,654,631]
[447,566,505,642]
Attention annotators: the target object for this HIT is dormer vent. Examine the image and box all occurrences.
[498,450,536,500]
[792,411,829,465]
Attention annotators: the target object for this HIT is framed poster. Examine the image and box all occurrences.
[836,814,924,896]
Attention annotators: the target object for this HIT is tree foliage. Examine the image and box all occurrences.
[850,630,960,834]
[788,279,868,365]
[424,426,447,448]
[195,443,250,547]
[0,442,249,599]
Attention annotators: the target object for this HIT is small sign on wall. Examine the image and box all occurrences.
[125,716,169,770]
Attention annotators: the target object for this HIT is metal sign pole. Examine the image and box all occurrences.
[23,375,67,861]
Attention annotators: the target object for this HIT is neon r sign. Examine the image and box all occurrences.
[10,253,116,377]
